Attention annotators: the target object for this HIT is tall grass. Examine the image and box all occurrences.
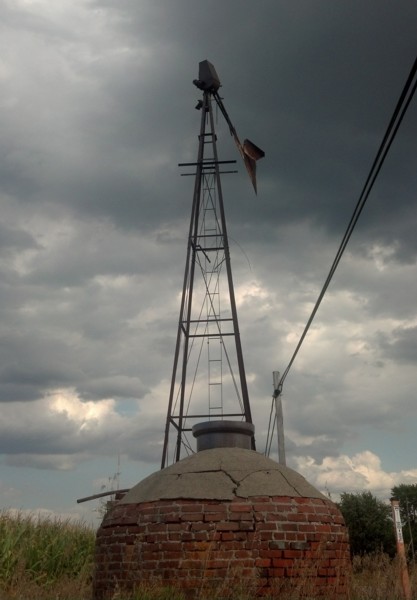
[351,552,417,600]
[0,509,95,599]
[1,510,417,599]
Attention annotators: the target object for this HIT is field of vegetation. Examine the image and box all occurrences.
[1,509,416,600]
[0,510,94,600]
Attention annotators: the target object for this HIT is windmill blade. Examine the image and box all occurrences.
[241,139,265,194]
[213,91,265,194]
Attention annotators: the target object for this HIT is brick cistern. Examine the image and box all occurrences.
[93,430,350,598]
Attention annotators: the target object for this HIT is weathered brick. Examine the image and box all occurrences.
[269,504,293,514]
[294,496,314,505]
[94,494,350,600]
[229,511,253,521]
[283,549,303,559]
[204,512,225,522]
[282,523,297,531]
[251,496,272,503]
[256,522,277,531]
[230,502,252,512]
[253,503,271,512]
[255,558,271,567]
[289,541,309,550]
[268,567,285,577]
[180,559,202,570]
[183,540,210,551]
[162,551,182,559]
[315,524,332,533]
[179,503,203,512]
[298,523,317,533]
[193,531,209,541]
[260,549,282,559]
[215,521,240,531]
[287,513,307,522]
[160,541,182,552]
[147,523,166,533]
[234,549,252,558]
[190,522,211,531]
[272,558,293,568]
[269,540,285,549]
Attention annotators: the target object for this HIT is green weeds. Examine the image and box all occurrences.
[0,509,94,599]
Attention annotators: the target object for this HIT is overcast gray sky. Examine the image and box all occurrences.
[0,0,416,523]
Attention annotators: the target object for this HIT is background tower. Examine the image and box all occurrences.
[161,61,264,468]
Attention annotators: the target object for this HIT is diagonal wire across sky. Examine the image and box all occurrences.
[265,54,417,457]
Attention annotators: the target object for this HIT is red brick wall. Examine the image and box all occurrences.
[93,496,350,599]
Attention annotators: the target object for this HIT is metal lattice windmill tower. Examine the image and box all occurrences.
[161,61,264,468]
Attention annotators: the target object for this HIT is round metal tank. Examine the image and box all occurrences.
[192,420,254,451]
[93,447,350,599]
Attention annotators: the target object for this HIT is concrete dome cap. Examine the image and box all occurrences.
[120,447,327,504]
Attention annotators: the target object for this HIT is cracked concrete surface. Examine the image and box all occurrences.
[120,447,326,504]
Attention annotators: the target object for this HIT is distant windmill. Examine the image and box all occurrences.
[161,60,264,468]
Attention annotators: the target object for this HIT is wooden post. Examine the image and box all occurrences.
[273,371,286,466]
[391,498,412,600]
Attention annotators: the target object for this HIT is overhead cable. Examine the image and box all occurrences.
[265,55,417,457]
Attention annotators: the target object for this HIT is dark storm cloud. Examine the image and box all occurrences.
[101,0,417,243]
[377,326,417,364]
[3,0,416,244]
[0,223,39,251]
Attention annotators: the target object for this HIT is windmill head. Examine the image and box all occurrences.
[193,60,221,92]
